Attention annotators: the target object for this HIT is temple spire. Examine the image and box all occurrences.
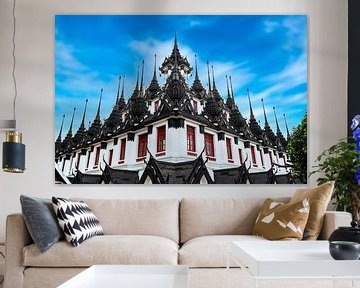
[194,54,199,80]
[80,99,88,128]
[261,98,270,127]
[229,76,235,100]
[152,54,157,80]
[95,88,103,121]
[207,61,212,94]
[247,88,254,119]
[135,65,140,91]
[226,75,231,98]
[116,76,121,106]
[148,55,161,96]
[174,31,178,50]
[56,114,65,142]
[273,106,281,134]
[283,113,291,139]
[67,107,76,136]
[139,59,145,95]
[117,76,126,109]
[121,76,125,99]
[211,65,217,89]
[171,44,180,80]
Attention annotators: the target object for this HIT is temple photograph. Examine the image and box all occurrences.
[54,15,308,184]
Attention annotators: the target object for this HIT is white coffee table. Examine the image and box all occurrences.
[58,265,189,288]
[228,241,360,288]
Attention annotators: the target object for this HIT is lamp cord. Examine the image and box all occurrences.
[12,0,18,128]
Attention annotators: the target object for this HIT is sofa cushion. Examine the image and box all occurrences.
[252,198,310,240]
[179,235,267,268]
[72,198,179,243]
[20,195,64,253]
[290,181,334,240]
[52,197,104,247]
[180,198,289,243]
[23,235,178,267]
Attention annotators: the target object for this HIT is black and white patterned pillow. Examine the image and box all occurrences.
[52,197,104,247]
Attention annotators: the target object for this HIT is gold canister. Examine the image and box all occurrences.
[6,131,22,143]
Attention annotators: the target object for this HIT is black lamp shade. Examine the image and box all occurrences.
[3,141,25,173]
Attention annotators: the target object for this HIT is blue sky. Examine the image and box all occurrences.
[55,15,307,138]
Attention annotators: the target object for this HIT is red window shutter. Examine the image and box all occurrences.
[187,125,196,152]
[226,138,233,160]
[204,133,215,157]
[157,126,166,152]
[94,147,101,166]
[108,149,113,166]
[238,148,243,164]
[119,138,126,161]
[250,146,257,164]
[137,133,148,158]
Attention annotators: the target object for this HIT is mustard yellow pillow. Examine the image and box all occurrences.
[252,198,310,240]
[289,181,334,240]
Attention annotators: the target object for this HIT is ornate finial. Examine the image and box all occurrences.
[284,113,291,139]
[152,54,157,80]
[273,106,281,133]
[80,99,88,127]
[116,76,121,105]
[247,88,254,117]
[135,65,140,92]
[121,76,125,98]
[194,54,199,79]
[261,98,269,127]
[226,75,230,98]
[211,65,216,89]
[229,76,234,99]
[140,59,145,95]
[207,61,212,94]
[95,89,103,121]
[68,107,76,135]
[174,31,178,48]
[57,114,65,142]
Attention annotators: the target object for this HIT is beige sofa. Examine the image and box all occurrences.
[4,198,352,288]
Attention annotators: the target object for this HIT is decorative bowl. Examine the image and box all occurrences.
[329,241,360,260]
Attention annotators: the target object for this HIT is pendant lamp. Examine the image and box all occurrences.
[1,0,25,173]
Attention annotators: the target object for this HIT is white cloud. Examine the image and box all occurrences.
[281,92,307,105]
[56,40,107,96]
[264,20,279,33]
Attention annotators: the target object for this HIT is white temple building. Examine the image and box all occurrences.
[55,35,293,184]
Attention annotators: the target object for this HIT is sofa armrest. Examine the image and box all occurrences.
[318,211,352,240]
[4,213,33,288]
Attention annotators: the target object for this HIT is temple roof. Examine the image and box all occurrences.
[102,163,139,184]
[139,151,213,184]
[213,161,249,184]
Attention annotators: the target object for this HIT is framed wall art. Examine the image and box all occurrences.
[54,15,307,184]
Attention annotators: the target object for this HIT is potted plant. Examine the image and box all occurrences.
[311,115,360,222]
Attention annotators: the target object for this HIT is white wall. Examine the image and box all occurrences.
[0,0,348,242]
